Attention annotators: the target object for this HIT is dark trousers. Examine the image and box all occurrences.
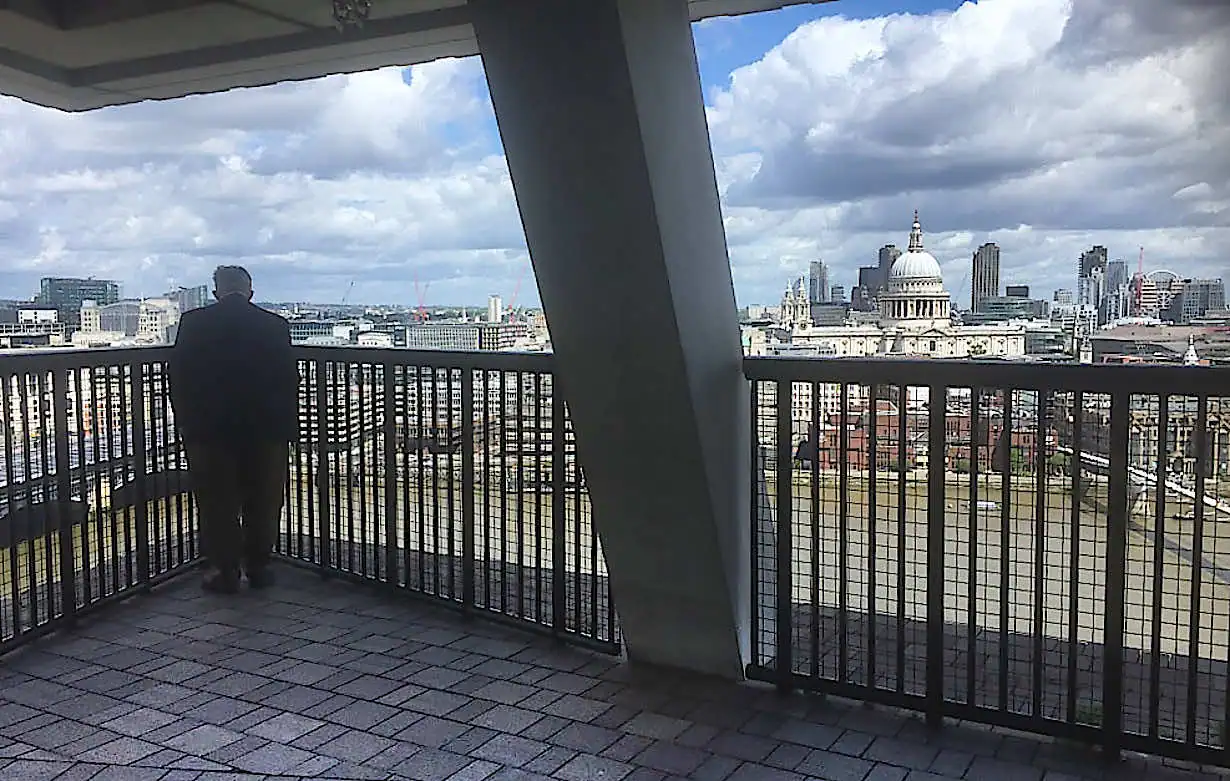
[186,440,287,573]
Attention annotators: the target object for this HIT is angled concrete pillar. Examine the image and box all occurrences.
[471,0,750,677]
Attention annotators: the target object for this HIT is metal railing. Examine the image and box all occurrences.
[748,356,1230,765]
[282,347,617,652]
[0,346,618,655]
[1,347,194,654]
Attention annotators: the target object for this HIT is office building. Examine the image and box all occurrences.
[170,285,210,313]
[1079,246,1108,281]
[829,285,845,303]
[1005,285,1030,298]
[808,261,829,304]
[38,277,120,328]
[877,245,901,294]
[971,243,1000,312]
[1170,279,1226,324]
[487,295,504,324]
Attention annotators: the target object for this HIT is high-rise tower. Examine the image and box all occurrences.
[971,243,1000,312]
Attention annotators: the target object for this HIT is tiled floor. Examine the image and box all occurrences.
[0,567,1225,781]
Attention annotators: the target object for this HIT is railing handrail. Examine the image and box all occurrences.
[0,345,556,373]
[294,345,555,371]
[744,355,1230,395]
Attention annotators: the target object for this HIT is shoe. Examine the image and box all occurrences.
[246,568,275,590]
[201,569,241,594]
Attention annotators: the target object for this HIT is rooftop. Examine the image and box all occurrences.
[2,564,1215,781]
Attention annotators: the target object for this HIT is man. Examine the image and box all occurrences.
[169,266,299,593]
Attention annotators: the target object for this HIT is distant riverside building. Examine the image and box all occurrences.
[1169,278,1226,324]
[405,322,529,351]
[808,261,829,304]
[971,243,1000,312]
[170,285,209,313]
[487,295,504,324]
[38,277,120,328]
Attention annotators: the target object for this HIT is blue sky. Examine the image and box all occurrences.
[0,0,1226,307]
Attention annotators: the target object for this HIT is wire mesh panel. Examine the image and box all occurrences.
[747,357,1230,766]
[1,348,197,654]
[281,348,619,653]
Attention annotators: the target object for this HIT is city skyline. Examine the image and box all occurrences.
[0,0,1226,307]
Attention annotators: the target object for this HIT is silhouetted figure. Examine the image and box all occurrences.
[169,266,299,594]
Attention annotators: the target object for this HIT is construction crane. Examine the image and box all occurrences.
[413,280,430,322]
[341,280,356,306]
[507,266,528,321]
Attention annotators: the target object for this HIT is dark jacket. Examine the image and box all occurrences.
[169,296,299,444]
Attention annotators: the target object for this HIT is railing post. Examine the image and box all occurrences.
[1103,389,1129,760]
[129,361,151,589]
[53,367,76,624]
[382,365,398,584]
[461,368,476,612]
[551,379,567,636]
[926,383,946,727]
[774,379,793,692]
[315,359,332,575]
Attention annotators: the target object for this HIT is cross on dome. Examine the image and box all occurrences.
[908,209,924,252]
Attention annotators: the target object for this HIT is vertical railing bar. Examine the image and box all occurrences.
[571,413,581,636]
[750,380,762,667]
[359,365,371,578]
[36,371,52,621]
[535,372,544,625]
[999,389,1012,713]
[809,382,821,681]
[400,367,414,586]
[1066,391,1083,725]
[130,363,150,589]
[447,368,458,600]
[926,382,946,727]
[775,378,794,690]
[53,366,75,625]
[1149,395,1167,739]
[896,384,907,694]
[500,370,509,614]
[3,372,22,636]
[383,365,398,585]
[1104,389,1130,758]
[105,369,122,593]
[462,368,477,611]
[1032,390,1048,720]
[347,364,359,574]
[71,368,91,607]
[868,383,879,690]
[838,382,850,682]
[314,359,331,576]
[968,387,980,705]
[416,366,427,592]
[88,369,107,595]
[517,371,526,619]
[551,380,566,635]
[431,367,442,596]
[483,370,492,610]
[1184,395,1207,747]
[19,372,37,629]
[332,362,345,570]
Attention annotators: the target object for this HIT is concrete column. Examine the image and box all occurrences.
[471,0,749,677]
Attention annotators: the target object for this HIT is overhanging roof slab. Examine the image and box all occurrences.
[0,0,835,111]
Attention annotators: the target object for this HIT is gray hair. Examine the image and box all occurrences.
[213,265,253,298]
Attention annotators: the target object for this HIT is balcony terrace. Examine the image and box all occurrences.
[4,347,1230,780]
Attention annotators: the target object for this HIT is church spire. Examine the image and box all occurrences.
[908,210,924,252]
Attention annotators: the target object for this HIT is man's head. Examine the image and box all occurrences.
[213,265,253,302]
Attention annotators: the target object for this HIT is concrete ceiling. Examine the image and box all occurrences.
[0,0,835,111]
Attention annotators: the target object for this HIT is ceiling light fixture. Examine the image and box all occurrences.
[332,0,373,30]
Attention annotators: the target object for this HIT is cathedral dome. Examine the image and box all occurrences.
[888,212,942,285]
